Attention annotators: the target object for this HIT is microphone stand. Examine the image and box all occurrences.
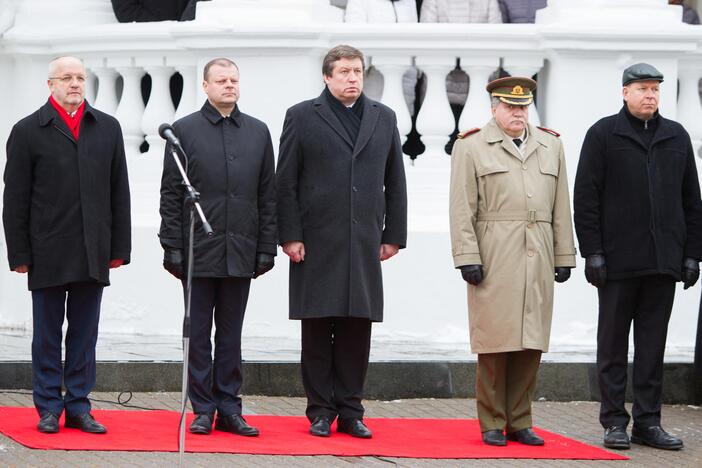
[167,144,213,467]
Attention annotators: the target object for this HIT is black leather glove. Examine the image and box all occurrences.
[585,254,607,288]
[163,249,184,279]
[682,257,700,290]
[554,267,571,283]
[459,265,484,286]
[253,253,275,278]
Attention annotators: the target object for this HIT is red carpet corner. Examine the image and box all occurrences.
[0,407,628,460]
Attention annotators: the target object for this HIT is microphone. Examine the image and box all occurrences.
[158,123,182,148]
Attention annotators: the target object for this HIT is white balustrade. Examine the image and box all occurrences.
[677,59,702,154]
[415,57,455,156]
[89,65,119,115]
[140,63,175,157]
[372,56,413,143]
[113,60,146,157]
[173,64,198,121]
[458,58,499,131]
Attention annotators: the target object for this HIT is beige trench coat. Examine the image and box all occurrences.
[449,119,576,354]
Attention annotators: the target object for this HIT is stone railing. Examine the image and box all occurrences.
[0,0,701,358]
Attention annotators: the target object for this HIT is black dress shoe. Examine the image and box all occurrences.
[631,425,683,450]
[603,425,630,450]
[215,414,259,437]
[65,412,107,434]
[507,428,544,446]
[37,412,59,433]
[189,413,213,435]
[309,416,331,437]
[337,419,372,439]
[482,429,507,446]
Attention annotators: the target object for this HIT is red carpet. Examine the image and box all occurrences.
[0,407,627,460]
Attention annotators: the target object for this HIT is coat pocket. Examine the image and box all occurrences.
[537,152,559,177]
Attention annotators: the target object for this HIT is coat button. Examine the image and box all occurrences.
[352,218,358,224]
[527,250,534,257]
[352,186,358,192]
[527,193,533,198]
[522,165,528,170]
[228,231,234,237]
[227,155,234,161]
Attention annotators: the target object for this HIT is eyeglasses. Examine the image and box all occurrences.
[49,75,87,84]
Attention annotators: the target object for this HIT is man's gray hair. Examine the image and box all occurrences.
[490,96,502,108]
[47,56,84,78]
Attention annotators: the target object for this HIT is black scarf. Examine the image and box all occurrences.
[324,86,364,144]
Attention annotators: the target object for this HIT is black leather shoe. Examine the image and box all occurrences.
[482,429,507,446]
[189,413,213,435]
[215,414,259,437]
[337,418,372,439]
[631,425,683,450]
[65,412,107,434]
[37,412,59,433]
[603,425,630,450]
[507,428,544,446]
[309,416,331,437]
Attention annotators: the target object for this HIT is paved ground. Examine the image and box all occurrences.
[0,391,699,467]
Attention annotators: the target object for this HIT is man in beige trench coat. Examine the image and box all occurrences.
[449,77,576,446]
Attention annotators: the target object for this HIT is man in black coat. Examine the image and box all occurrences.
[574,62,702,451]
[159,58,276,437]
[3,56,131,434]
[277,44,408,439]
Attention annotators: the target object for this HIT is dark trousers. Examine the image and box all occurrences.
[301,317,372,423]
[31,281,104,417]
[597,275,676,429]
[187,277,251,417]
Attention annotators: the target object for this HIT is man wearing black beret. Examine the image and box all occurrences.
[574,62,702,451]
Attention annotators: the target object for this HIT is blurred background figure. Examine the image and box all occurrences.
[111,0,201,23]
[497,0,546,23]
[669,0,700,24]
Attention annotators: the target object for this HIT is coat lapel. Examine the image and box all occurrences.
[485,119,523,161]
[40,100,76,145]
[313,93,354,150]
[523,124,544,162]
[352,98,380,158]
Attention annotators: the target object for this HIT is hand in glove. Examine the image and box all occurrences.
[163,249,184,279]
[682,257,700,290]
[554,267,572,283]
[585,254,607,288]
[460,265,484,286]
[253,253,275,278]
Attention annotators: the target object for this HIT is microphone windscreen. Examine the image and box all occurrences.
[158,123,174,139]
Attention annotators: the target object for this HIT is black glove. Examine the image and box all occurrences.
[163,249,184,279]
[554,267,571,283]
[253,253,275,278]
[585,254,606,288]
[682,257,700,290]
[459,265,484,286]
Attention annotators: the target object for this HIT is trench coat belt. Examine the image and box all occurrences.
[476,210,552,224]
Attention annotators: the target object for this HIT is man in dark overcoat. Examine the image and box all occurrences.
[159,58,276,436]
[574,63,702,451]
[276,44,407,439]
[3,56,131,434]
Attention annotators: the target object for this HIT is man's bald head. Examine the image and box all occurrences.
[47,56,86,113]
[48,56,85,79]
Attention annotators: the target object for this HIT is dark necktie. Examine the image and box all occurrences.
[513,138,523,148]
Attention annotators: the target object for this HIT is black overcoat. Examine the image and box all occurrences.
[111,0,197,22]
[276,91,408,322]
[159,101,277,277]
[574,106,702,280]
[3,100,131,290]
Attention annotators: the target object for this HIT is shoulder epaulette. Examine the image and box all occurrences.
[457,128,481,139]
[537,126,560,137]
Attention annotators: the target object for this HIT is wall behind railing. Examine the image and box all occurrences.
[1,0,702,358]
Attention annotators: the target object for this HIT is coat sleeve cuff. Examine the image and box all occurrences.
[554,254,576,268]
[453,253,482,268]
[8,253,32,270]
[256,242,278,256]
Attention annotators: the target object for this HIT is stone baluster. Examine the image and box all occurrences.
[502,56,544,127]
[113,58,146,158]
[173,63,198,121]
[139,61,175,157]
[677,59,702,157]
[372,56,413,144]
[458,58,499,132]
[89,62,119,115]
[415,57,455,157]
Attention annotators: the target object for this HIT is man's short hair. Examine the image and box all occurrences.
[48,56,84,78]
[322,45,365,77]
[490,96,502,108]
[203,58,238,81]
